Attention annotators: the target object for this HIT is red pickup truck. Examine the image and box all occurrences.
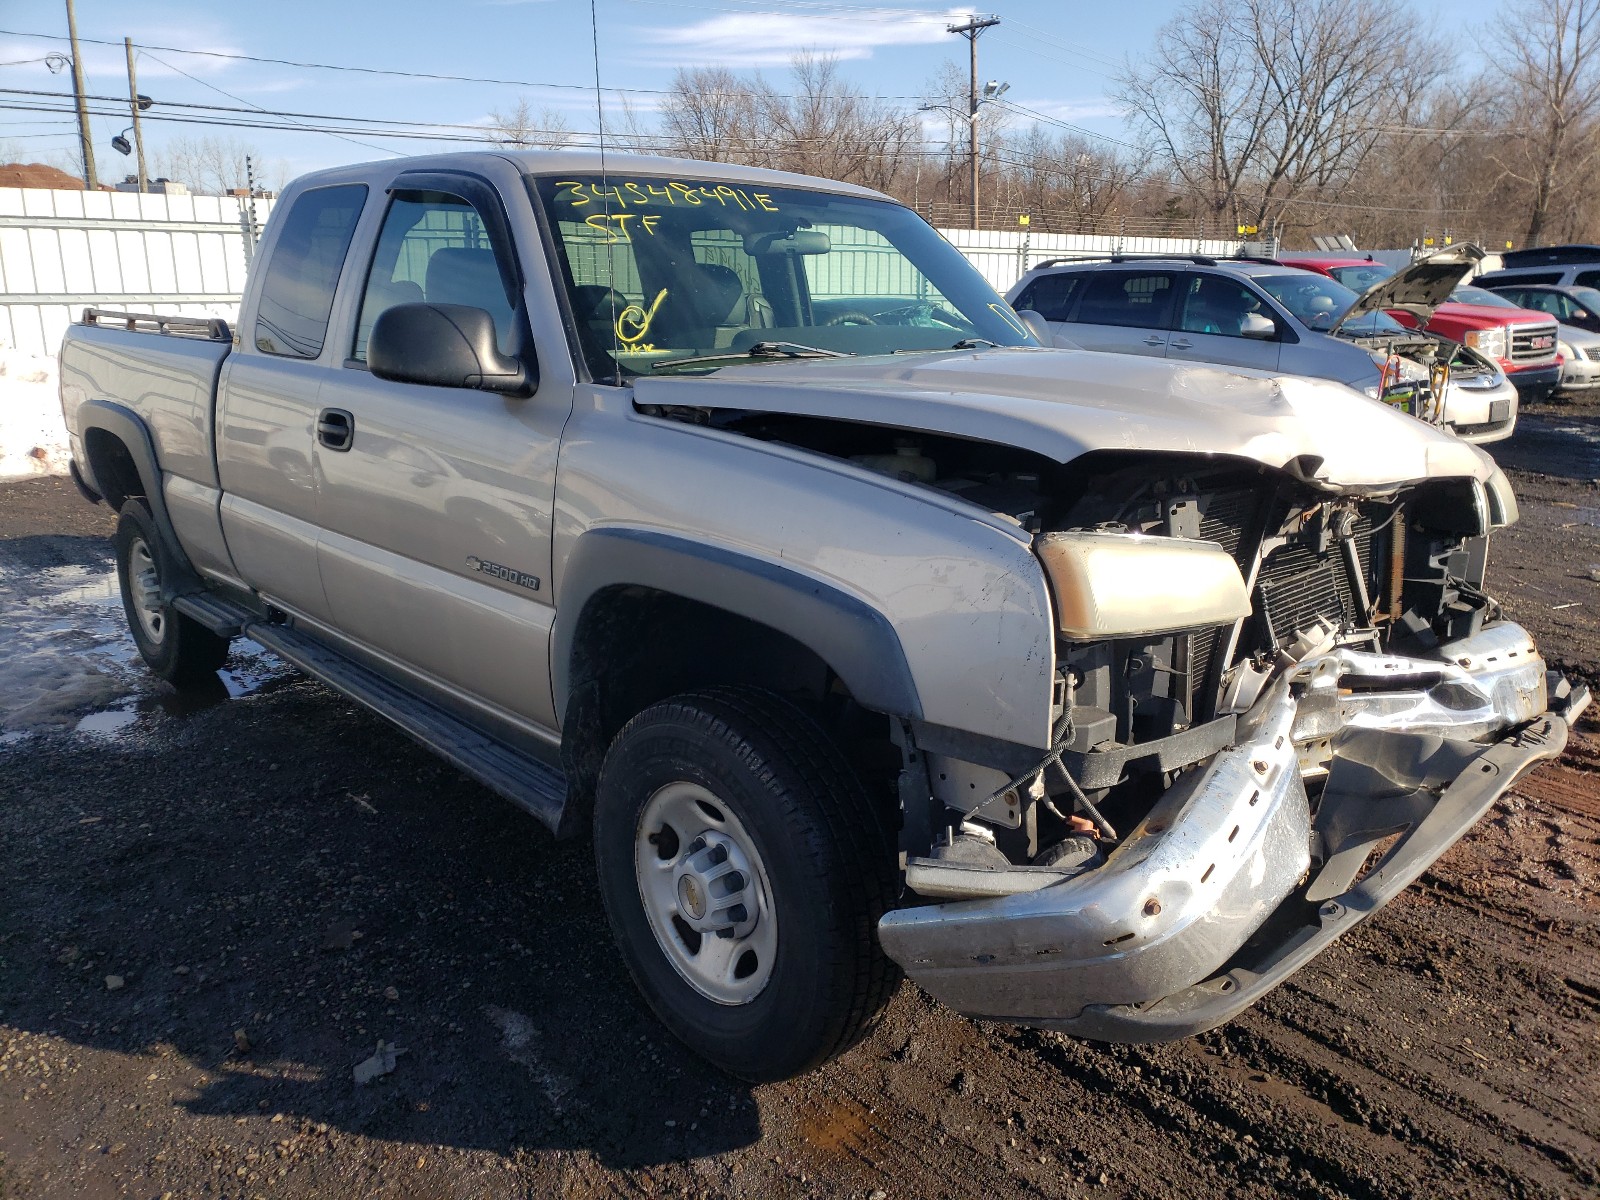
[1286,255,1562,400]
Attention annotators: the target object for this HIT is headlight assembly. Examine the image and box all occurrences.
[1464,327,1509,360]
[1035,532,1253,640]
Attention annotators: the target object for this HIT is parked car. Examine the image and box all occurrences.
[1452,284,1600,395]
[1478,281,1600,335]
[1286,254,1562,403]
[1006,249,1520,441]
[59,151,1585,1080]
[1476,244,1600,290]
[1558,328,1600,393]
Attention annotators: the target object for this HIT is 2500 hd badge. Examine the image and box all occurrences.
[466,556,541,592]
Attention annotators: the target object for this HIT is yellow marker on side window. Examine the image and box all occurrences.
[617,289,668,346]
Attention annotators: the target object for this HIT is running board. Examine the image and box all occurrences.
[172,590,250,638]
[243,620,570,834]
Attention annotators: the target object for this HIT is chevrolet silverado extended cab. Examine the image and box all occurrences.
[60,151,1588,1081]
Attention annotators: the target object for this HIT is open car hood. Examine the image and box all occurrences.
[1331,244,1484,333]
[633,346,1498,494]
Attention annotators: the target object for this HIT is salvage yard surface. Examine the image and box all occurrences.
[1,409,1597,1200]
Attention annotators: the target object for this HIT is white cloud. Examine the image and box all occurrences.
[638,7,970,68]
[1012,98,1123,123]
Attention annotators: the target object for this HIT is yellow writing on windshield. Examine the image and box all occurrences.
[556,180,779,213]
[616,289,668,346]
[583,212,664,242]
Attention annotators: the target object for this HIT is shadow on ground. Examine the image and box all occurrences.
[0,674,761,1166]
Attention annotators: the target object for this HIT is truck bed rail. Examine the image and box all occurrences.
[81,307,231,342]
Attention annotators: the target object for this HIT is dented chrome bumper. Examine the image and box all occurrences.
[877,621,1589,1039]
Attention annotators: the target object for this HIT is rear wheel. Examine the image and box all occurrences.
[593,687,899,1080]
[115,499,229,686]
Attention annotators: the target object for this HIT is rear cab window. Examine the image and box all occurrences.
[253,184,368,358]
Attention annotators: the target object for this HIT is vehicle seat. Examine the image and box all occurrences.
[425,247,514,341]
[1185,283,1243,336]
[569,285,630,347]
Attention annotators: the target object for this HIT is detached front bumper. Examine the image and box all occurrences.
[878,621,1589,1041]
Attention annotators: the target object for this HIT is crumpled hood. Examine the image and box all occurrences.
[1332,244,1483,332]
[634,346,1497,492]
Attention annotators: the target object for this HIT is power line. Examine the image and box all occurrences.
[0,95,990,160]
[0,26,687,97]
[135,52,400,156]
[994,97,1135,151]
[0,24,964,105]
[1004,19,1123,70]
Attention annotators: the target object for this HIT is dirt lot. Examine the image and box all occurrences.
[1,409,1597,1200]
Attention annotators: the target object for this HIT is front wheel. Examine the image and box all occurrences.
[115,499,230,686]
[593,687,899,1080]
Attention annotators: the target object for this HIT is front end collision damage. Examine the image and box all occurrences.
[877,622,1588,1040]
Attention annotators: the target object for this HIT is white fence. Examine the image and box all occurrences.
[0,187,274,359]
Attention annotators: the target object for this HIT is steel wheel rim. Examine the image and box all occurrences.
[634,780,778,1005]
[128,536,165,645]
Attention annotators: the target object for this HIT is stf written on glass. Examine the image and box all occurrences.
[533,175,1035,376]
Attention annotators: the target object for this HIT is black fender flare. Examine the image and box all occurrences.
[77,398,201,586]
[552,527,923,722]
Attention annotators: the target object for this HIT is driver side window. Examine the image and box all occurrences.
[352,191,518,362]
[1178,276,1269,338]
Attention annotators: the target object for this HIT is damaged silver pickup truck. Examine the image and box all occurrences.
[59,151,1588,1081]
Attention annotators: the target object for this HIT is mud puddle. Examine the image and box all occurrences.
[0,558,291,741]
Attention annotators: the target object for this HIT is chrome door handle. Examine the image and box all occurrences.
[1169,338,1194,350]
[1143,335,1166,347]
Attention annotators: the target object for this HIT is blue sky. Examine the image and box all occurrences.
[0,0,1506,186]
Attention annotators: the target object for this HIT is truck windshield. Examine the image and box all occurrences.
[532,175,1034,378]
[1255,272,1406,335]
[1451,285,1520,308]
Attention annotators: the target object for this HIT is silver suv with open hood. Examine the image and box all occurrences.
[1008,246,1517,443]
[60,150,1584,1080]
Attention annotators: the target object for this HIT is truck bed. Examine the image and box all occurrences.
[59,310,233,494]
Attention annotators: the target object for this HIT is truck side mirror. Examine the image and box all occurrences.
[368,302,534,396]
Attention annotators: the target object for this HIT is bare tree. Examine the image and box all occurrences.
[1117,0,1431,230]
[151,136,262,194]
[1486,0,1600,243]
[488,98,573,150]
[1007,128,1133,233]
[660,56,919,190]
[660,66,765,164]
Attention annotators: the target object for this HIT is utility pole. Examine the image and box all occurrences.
[124,37,147,192]
[947,14,998,231]
[65,0,97,189]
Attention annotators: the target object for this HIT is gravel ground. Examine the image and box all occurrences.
[1,409,1597,1200]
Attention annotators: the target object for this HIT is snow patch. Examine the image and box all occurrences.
[0,348,68,481]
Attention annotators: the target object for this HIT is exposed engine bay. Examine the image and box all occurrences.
[1346,328,1502,422]
[665,406,1506,890]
